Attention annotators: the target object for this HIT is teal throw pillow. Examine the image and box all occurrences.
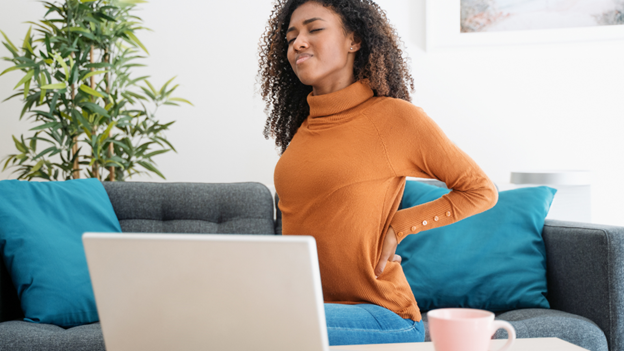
[396,180,556,312]
[0,179,121,327]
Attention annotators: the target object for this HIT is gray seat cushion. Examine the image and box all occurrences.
[0,321,104,351]
[422,309,607,351]
[2,309,608,351]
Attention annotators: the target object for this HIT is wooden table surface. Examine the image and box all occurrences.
[330,337,588,351]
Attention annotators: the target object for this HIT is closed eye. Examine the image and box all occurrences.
[287,28,323,44]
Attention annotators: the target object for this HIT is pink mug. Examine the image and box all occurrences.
[428,308,516,351]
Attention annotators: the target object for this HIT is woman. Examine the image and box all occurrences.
[257,0,498,346]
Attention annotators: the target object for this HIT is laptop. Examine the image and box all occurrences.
[83,232,334,351]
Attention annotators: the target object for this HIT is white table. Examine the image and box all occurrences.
[331,337,588,351]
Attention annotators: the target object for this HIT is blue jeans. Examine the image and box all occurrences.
[324,303,425,346]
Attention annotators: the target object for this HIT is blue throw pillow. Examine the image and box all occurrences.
[396,180,556,312]
[0,179,121,327]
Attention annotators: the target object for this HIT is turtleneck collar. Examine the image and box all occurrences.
[307,79,374,119]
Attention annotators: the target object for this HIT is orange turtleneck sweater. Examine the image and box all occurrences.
[273,79,498,322]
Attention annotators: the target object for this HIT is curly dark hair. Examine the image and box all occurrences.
[257,0,415,155]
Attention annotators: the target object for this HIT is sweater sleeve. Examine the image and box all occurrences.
[365,101,498,244]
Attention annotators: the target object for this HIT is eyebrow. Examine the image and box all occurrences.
[286,18,326,34]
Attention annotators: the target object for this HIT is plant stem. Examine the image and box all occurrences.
[105,48,115,181]
[71,52,79,180]
[90,45,100,180]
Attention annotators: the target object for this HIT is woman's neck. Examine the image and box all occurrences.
[311,75,356,96]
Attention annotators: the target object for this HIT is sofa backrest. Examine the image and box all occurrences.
[0,181,279,323]
[102,182,277,235]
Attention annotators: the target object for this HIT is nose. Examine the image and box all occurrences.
[293,35,309,51]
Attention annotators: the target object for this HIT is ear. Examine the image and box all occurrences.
[348,33,362,52]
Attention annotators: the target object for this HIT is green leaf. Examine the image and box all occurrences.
[79,84,104,98]
[80,70,107,81]
[155,136,177,153]
[138,161,165,179]
[25,21,53,35]
[15,56,35,65]
[99,121,117,144]
[159,76,176,94]
[34,146,56,160]
[139,86,156,100]
[0,30,18,52]
[168,97,194,106]
[68,54,74,71]
[12,136,27,153]
[165,84,179,96]
[3,42,19,57]
[82,102,110,117]
[0,66,24,77]
[84,62,112,69]
[144,79,157,95]
[40,83,67,89]
[127,75,149,86]
[23,26,34,55]
[64,27,90,34]
[30,159,45,173]
[31,110,54,119]
[29,135,37,152]
[71,109,91,129]
[82,126,92,139]
[109,155,127,164]
[124,30,149,54]
[3,92,23,102]
[29,122,59,131]
[2,155,16,171]
[93,12,118,23]
[39,72,47,103]
[80,0,97,2]
[110,140,130,152]
[143,149,170,159]
[124,90,147,101]
[104,160,124,168]
[13,70,35,90]
[52,53,69,79]
[23,79,31,99]
[118,0,148,4]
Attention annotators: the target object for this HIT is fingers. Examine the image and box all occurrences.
[375,254,402,278]
[374,258,387,279]
[375,228,399,279]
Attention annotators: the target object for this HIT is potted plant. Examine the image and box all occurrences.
[0,0,191,181]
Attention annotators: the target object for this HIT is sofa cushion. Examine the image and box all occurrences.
[396,180,555,312]
[102,182,276,234]
[494,309,608,351]
[420,309,607,351]
[0,179,121,327]
[0,321,104,351]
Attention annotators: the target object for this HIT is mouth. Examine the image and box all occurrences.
[296,55,312,65]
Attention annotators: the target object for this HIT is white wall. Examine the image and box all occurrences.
[1,0,622,226]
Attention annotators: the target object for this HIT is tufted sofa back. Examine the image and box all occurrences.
[102,182,277,235]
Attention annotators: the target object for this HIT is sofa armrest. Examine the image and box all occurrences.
[543,219,624,351]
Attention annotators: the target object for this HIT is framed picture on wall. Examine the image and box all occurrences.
[426,0,624,51]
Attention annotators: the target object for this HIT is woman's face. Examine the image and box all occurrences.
[286,1,360,95]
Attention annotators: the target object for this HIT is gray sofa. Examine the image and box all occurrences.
[0,181,621,351]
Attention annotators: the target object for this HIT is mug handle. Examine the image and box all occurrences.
[490,320,516,351]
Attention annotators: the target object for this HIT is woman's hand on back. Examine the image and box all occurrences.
[374,226,402,279]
